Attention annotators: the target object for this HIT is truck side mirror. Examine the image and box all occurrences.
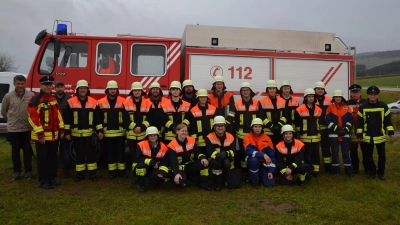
[54,38,61,58]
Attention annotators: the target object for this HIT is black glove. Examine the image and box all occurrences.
[216,151,228,161]
[271,125,281,135]
[336,128,347,137]
[223,158,231,169]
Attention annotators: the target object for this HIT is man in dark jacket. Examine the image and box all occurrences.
[357,86,394,180]
[54,80,72,178]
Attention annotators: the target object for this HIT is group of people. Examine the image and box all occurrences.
[1,74,394,191]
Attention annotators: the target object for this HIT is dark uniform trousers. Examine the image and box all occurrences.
[364,142,386,175]
[350,142,367,172]
[320,129,332,170]
[73,136,97,176]
[178,160,208,185]
[36,141,59,185]
[135,163,173,187]
[209,159,239,189]
[279,163,307,185]
[304,142,320,173]
[104,136,126,171]
[9,131,32,173]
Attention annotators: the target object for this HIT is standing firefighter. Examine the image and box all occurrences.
[162,81,190,144]
[135,126,173,193]
[123,82,150,183]
[276,125,307,186]
[230,82,260,183]
[188,89,216,155]
[145,82,168,140]
[314,81,332,173]
[279,80,299,135]
[295,88,322,178]
[27,76,64,189]
[65,80,103,182]
[243,118,276,188]
[167,124,211,191]
[181,79,197,109]
[357,86,394,180]
[206,116,239,191]
[98,80,127,179]
[259,80,287,147]
[326,90,353,176]
[346,84,367,174]
[1,75,34,180]
[208,75,235,131]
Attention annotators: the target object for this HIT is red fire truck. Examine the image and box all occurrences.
[26,21,355,99]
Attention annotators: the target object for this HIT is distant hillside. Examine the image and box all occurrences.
[356,50,400,70]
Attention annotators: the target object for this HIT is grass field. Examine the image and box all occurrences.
[360,90,400,104]
[357,75,400,89]
[1,135,399,225]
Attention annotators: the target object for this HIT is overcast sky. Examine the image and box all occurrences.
[1,0,399,73]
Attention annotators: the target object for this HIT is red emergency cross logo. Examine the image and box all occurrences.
[210,66,223,78]
[320,63,343,86]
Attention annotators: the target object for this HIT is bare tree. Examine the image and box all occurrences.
[0,52,20,72]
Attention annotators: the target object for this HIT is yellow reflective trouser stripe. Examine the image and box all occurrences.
[71,129,93,137]
[197,121,202,133]
[200,169,209,176]
[103,129,126,137]
[323,158,332,163]
[87,163,97,170]
[132,163,137,171]
[136,168,146,176]
[126,131,146,140]
[108,163,117,170]
[144,158,152,165]
[300,135,320,143]
[298,173,306,181]
[241,161,247,169]
[159,166,169,173]
[89,111,93,126]
[313,165,319,172]
[117,163,125,170]
[74,111,78,125]
[76,164,86,172]
[104,112,107,125]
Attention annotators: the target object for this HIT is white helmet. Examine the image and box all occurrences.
[315,81,325,89]
[250,118,263,127]
[150,82,161,89]
[332,89,343,97]
[266,80,277,88]
[182,80,194,88]
[106,80,118,89]
[76,80,89,89]
[146,126,159,137]
[241,82,251,88]
[170,81,181,90]
[214,116,226,125]
[304,88,315,97]
[281,124,294,134]
[131,82,143,91]
[213,75,224,83]
[197,89,208,98]
[281,80,291,86]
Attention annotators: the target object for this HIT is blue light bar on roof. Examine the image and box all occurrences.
[56,24,67,35]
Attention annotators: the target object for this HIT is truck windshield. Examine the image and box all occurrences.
[39,42,88,75]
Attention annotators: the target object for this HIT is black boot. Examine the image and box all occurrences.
[109,170,117,179]
[199,176,212,191]
[241,168,249,183]
[213,174,222,191]
[119,170,128,179]
[324,163,332,173]
[75,171,84,182]
[137,176,146,193]
[368,170,376,179]
[297,177,305,186]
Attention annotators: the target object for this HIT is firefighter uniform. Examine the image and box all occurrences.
[279,80,300,134]
[98,80,127,179]
[326,90,353,176]
[28,76,64,189]
[314,81,333,172]
[65,80,103,182]
[295,88,322,177]
[162,81,190,143]
[135,127,172,193]
[243,118,276,188]
[123,82,150,181]
[230,82,260,181]
[188,89,216,155]
[346,84,367,173]
[276,125,307,186]
[208,75,235,121]
[357,86,394,180]
[206,116,239,191]
[168,136,211,190]
[259,80,287,147]
[145,82,169,139]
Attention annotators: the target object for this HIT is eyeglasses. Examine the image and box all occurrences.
[215,125,225,128]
